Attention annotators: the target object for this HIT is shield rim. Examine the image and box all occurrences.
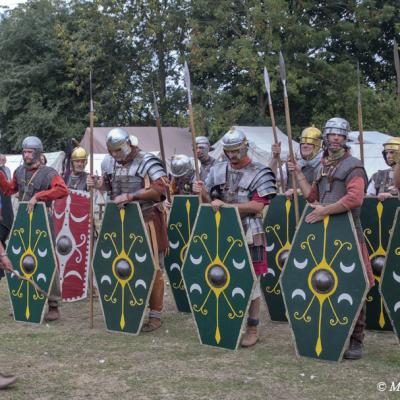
[280,205,369,362]
[6,202,57,325]
[92,201,157,335]
[182,203,256,350]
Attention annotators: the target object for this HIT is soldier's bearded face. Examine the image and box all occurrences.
[300,143,314,159]
[225,150,241,164]
[385,150,395,165]
[23,149,35,166]
[327,134,346,150]
[72,159,86,173]
[110,148,125,162]
[196,145,208,160]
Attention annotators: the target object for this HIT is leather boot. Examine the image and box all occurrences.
[45,306,60,322]
[141,317,162,332]
[241,325,259,348]
[0,373,17,389]
[343,339,363,360]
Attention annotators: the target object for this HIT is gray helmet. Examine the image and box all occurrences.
[195,136,210,147]
[22,136,43,151]
[196,136,213,160]
[170,154,193,177]
[322,117,350,139]
[222,127,248,159]
[22,136,43,164]
[106,128,131,159]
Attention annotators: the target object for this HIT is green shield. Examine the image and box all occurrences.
[182,205,255,350]
[6,202,57,324]
[261,194,306,322]
[165,195,200,313]
[361,197,400,331]
[281,206,368,361]
[380,207,400,340]
[93,202,156,335]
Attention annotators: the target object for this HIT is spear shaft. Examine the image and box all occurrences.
[279,52,300,223]
[184,61,200,180]
[394,39,400,103]
[152,86,171,202]
[264,67,285,192]
[152,87,167,166]
[357,62,365,165]
[89,71,95,329]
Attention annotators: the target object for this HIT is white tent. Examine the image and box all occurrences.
[348,131,392,179]
[209,126,299,164]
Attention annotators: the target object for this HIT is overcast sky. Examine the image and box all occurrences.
[0,0,26,8]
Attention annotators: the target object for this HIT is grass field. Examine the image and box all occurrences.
[0,278,399,400]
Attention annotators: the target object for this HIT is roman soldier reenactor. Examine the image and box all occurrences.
[193,127,277,347]
[0,136,68,321]
[63,146,89,191]
[195,136,216,182]
[270,126,322,194]
[367,138,400,200]
[87,128,168,332]
[169,154,197,196]
[289,117,374,360]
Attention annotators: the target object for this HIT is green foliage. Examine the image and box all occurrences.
[0,0,399,152]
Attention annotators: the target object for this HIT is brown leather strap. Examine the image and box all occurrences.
[146,220,159,269]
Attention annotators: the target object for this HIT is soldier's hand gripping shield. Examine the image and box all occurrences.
[165,195,199,312]
[53,189,91,302]
[361,197,399,330]
[182,205,256,350]
[281,206,368,361]
[380,208,400,340]
[6,202,57,324]
[261,194,306,321]
[93,202,156,334]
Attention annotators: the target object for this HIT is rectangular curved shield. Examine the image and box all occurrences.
[281,205,369,361]
[165,195,200,312]
[93,202,156,335]
[381,207,400,341]
[182,205,256,350]
[361,197,399,330]
[262,194,306,321]
[53,189,91,302]
[6,202,57,324]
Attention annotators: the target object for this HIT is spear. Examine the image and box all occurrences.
[152,84,167,166]
[183,61,200,180]
[394,39,400,103]
[89,71,95,329]
[357,62,365,165]
[152,84,171,202]
[279,52,300,224]
[264,66,285,192]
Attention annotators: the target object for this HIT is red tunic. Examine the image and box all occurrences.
[251,192,269,276]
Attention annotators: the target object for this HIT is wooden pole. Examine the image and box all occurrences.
[184,61,201,181]
[89,71,95,329]
[264,66,285,192]
[279,52,300,224]
[357,62,365,165]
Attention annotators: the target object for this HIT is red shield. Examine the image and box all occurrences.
[53,189,91,301]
